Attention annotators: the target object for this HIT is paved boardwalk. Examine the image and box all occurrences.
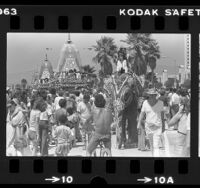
[23,134,166,157]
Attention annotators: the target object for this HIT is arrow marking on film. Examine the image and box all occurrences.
[45,176,60,183]
[137,177,152,183]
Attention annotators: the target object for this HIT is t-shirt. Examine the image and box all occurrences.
[77,101,91,123]
[116,60,128,73]
[186,113,190,131]
[141,100,164,128]
[54,125,72,144]
[40,104,52,121]
[54,96,64,110]
[122,60,128,73]
[171,93,180,105]
[29,109,40,131]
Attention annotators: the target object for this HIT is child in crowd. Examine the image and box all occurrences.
[54,114,73,156]
[28,99,41,156]
[67,106,80,146]
[77,94,93,149]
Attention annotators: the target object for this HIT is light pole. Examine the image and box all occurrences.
[161,55,177,75]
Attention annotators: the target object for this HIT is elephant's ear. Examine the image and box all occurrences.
[120,85,134,108]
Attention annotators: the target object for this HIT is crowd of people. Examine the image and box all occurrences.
[6,86,113,156]
[6,82,191,157]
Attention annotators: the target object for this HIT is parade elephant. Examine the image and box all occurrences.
[104,72,143,149]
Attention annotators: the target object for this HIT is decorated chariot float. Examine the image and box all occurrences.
[31,34,97,92]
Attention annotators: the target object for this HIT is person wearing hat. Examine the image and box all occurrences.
[137,88,165,157]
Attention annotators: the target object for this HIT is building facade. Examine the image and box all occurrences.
[162,69,168,85]
[184,34,191,80]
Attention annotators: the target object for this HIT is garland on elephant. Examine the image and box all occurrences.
[102,72,144,148]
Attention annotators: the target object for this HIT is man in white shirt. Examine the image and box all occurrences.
[54,90,64,110]
[137,88,165,157]
[171,92,180,105]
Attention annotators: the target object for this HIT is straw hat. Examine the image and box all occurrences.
[7,98,19,108]
[12,98,19,105]
[146,88,158,95]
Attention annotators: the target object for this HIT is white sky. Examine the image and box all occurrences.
[7,33,188,85]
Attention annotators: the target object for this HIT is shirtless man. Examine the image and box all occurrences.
[86,94,113,156]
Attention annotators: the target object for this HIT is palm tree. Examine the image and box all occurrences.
[122,34,160,80]
[145,72,158,88]
[81,65,96,74]
[92,36,118,76]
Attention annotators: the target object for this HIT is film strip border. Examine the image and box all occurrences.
[0,6,199,32]
[3,14,193,31]
[2,159,190,181]
[8,15,189,31]
[0,5,199,184]
[0,158,199,184]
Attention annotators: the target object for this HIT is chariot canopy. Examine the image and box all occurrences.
[39,54,54,80]
[57,34,82,73]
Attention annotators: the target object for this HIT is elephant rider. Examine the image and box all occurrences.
[117,51,128,74]
[86,94,113,156]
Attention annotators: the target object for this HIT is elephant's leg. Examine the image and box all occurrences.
[119,114,126,149]
[127,111,138,147]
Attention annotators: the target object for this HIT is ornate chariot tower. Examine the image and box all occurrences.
[57,34,82,73]
[39,51,54,82]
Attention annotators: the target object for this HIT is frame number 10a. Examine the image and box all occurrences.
[137,176,174,184]
[155,177,174,184]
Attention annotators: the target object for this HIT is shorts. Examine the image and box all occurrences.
[55,143,71,156]
[87,132,111,154]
